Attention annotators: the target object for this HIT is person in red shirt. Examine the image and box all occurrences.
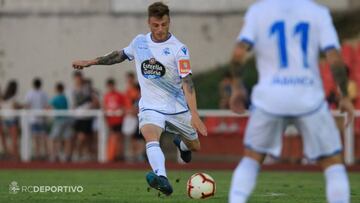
[103,78,126,161]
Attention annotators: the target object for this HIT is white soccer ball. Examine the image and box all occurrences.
[187,172,216,199]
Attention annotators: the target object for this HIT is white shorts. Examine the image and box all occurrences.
[244,103,342,160]
[138,110,198,141]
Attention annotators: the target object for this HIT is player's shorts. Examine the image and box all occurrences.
[138,109,198,141]
[244,103,342,160]
[50,119,73,140]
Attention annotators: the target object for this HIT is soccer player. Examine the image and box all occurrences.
[228,1,353,203]
[72,2,207,196]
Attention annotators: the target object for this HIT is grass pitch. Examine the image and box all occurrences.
[0,169,359,203]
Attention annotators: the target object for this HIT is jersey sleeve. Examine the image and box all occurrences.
[236,6,257,46]
[123,37,136,61]
[175,45,192,78]
[318,9,340,52]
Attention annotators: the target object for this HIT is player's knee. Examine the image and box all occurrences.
[188,141,201,152]
[318,154,343,170]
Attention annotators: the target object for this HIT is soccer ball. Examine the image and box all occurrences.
[187,172,216,199]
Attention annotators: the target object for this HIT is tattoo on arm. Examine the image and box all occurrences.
[182,75,195,94]
[95,50,127,65]
[330,63,349,96]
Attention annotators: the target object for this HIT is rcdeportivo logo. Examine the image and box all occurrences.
[9,181,20,194]
[141,58,166,79]
[8,181,84,194]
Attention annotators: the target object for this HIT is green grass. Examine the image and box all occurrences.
[0,170,359,203]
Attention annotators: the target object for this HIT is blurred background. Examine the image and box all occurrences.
[0,0,360,167]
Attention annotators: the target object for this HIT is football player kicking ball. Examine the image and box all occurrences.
[72,2,207,196]
[228,0,353,203]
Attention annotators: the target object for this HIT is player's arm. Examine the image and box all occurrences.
[182,75,207,136]
[326,49,354,125]
[72,50,128,70]
[229,41,250,114]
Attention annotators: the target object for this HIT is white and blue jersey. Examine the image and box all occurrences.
[239,0,342,160]
[237,0,340,115]
[123,33,191,115]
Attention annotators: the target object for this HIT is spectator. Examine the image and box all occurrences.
[85,78,101,160]
[0,80,21,160]
[71,72,96,161]
[25,78,49,160]
[124,73,144,162]
[219,72,233,109]
[48,83,73,162]
[103,78,127,161]
[346,67,357,104]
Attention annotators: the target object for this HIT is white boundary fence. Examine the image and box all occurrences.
[198,110,354,165]
[0,109,355,165]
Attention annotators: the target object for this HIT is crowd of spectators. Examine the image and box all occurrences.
[0,71,144,163]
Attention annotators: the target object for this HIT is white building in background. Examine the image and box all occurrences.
[0,0,358,97]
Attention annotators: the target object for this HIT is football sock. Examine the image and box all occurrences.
[229,157,260,203]
[180,141,190,151]
[324,164,350,203]
[146,141,167,177]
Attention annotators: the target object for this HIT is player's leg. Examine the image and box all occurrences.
[319,155,350,203]
[141,124,165,175]
[139,110,173,195]
[165,112,199,163]
[229,149,265,203]
[178,137,200,151]
[318,154,350,203]
[229,108,285,203]
[296,104,349,203]
[173,135,199,163]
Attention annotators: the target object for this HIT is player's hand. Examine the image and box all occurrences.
[339,97,354,126]
[229,89,246,114]
[191,114,208,136]
[72,60,95,70]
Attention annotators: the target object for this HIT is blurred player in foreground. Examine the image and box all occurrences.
[228,0,353,203]
[72,2,207,196]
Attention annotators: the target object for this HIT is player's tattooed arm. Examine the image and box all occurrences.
[72,50,128,70]
[182,74,195,94]
[95,50,128,65]
[182,74,208,136]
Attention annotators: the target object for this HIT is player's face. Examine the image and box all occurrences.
[148,15,170,42]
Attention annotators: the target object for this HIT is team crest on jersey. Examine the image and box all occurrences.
[141,58,166,79]
[149,58,156,65]
[179,59,191,74]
